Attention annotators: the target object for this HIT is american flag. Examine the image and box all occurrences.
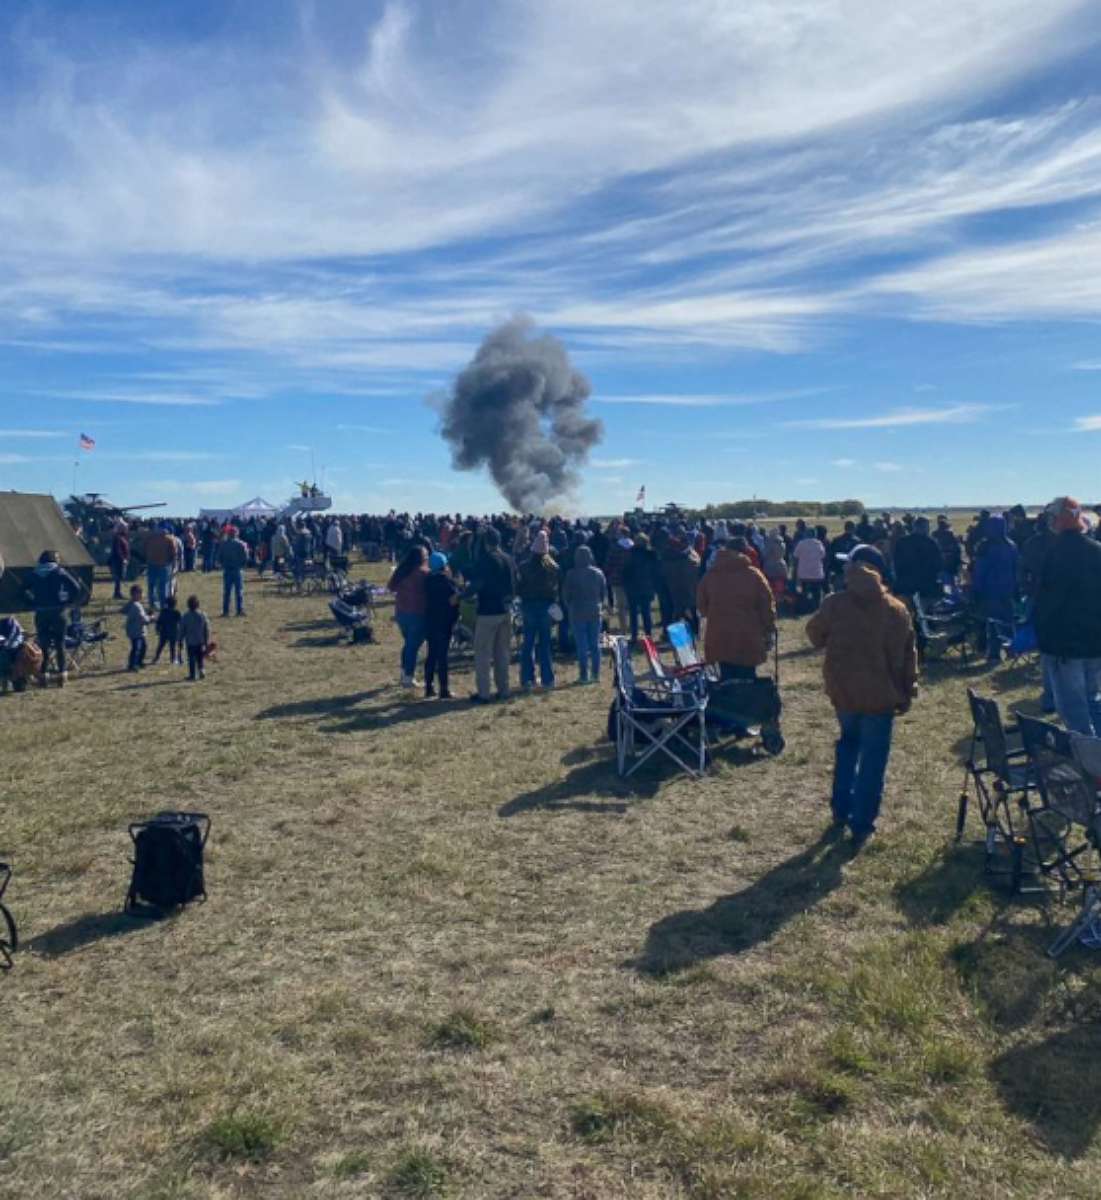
[78,433,95,452]
[635,484,646,507]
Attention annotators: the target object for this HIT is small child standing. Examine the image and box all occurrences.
[180,594,211,681]
[423,551,460,699]
[122,584,151,671]
[152,594,183,665]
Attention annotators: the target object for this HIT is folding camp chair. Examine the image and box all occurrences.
[956,689,1031,883]
[1017,714,1095,896]
[0,862,16,970]
[913,593,972,665]
[64,616,109,674]
[609,636,709,779]
[1039,736,1101,957]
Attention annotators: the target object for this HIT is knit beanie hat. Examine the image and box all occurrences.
[531,531,549,556]
[429,552,448,572]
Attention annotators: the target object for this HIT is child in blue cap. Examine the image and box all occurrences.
[424,551,460,699]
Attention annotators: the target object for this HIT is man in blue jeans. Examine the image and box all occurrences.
[217,526,249,616]
[1035,496,1101,736]
[807,545,918,849]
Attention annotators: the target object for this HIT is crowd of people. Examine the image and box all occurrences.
[7,495,1101,849]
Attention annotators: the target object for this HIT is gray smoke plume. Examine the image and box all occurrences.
[439,316,603,512]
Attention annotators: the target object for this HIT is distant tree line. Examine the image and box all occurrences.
[689,499,865,520]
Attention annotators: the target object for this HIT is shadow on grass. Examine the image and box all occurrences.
[112,677,189,692]
[24,911,153,959]
[634,831,851,973]
[280,619,336,632]
[498,754,660,817]
[256,686,392,720]
[292,634,346,648]
[895,842,985,927]
[991,1026,1101,1158]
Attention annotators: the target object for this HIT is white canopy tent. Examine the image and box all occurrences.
[197,496,280,522]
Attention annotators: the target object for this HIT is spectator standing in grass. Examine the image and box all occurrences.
[971,515,1018,663]
[218,526,249,617]
[696,537,776,680]
[388,545,430,688]
[143,523,177,611]
[109,520,130,599]
[467,527,516,704]
[1035,497,1101,736]
[807,545,918,849]
[152,594,183,665]
[423,552,459,700]
[24,548,88,687]
[622,532,659,643]
[792,528,827,610]
[562,543,607,684]
[661,535,702,635]
[517,530,560,691]
[123,583,152,672]
[181,594,211,681]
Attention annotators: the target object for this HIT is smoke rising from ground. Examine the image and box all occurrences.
[439,316,603,512]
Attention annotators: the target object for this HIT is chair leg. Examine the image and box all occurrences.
[1049,885,1101,958]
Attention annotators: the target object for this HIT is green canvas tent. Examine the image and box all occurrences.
[0,492,95,613]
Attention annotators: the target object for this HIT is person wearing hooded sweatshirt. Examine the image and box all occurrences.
[423,552,460,699]
[517,530,560,690]
[1035,497,1101,736]
[562,544,607,683]
[622,532,659,642]
[762,529,790,603]
[603,526,632,633]
[270,523,291,575]
[661,535,702,634]
[807,545,917,849]
[971,515,1018,663]
[697,538,776,681]
[892,517,943,602]
[23,549,89,685]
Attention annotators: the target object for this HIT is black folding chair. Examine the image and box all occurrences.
[609,637,709,779]
[0,863,17,970]
[956,689,1031,885]
[1038,737,1101,957]
[64,617,109,674]
[914,593,972,665]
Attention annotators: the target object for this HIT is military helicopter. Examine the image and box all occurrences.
[64,493,167,565]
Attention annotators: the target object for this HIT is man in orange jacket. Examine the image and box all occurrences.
[807,545,917,849]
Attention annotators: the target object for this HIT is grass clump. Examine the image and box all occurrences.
[569,1092,679,1145]
[330,1149,372,1179]
[198,1111,282,1162]
[387,1147,449,1196]
[429,1008,496,1051]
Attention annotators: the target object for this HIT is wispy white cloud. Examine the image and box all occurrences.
[591,457,644,468]
[786,405,992,430]
[832,457,856,467]
[1071,361,1101,372]
[874,461,903,472]
[0,428,68,438]
[1075,416,1101,431]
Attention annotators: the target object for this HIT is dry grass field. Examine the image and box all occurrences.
[4,557,1101,1199]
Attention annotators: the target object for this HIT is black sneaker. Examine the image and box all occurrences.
[470,693,490,704]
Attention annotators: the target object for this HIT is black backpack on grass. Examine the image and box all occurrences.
[126,811,210,914]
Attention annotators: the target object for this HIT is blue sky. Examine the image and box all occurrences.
[2,0,1101,514]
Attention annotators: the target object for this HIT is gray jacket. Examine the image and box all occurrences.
[180,609,211,647]
[562,546,607,623]
[123,600,151,640]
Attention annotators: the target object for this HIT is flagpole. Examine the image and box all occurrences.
[72,457,78,498]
